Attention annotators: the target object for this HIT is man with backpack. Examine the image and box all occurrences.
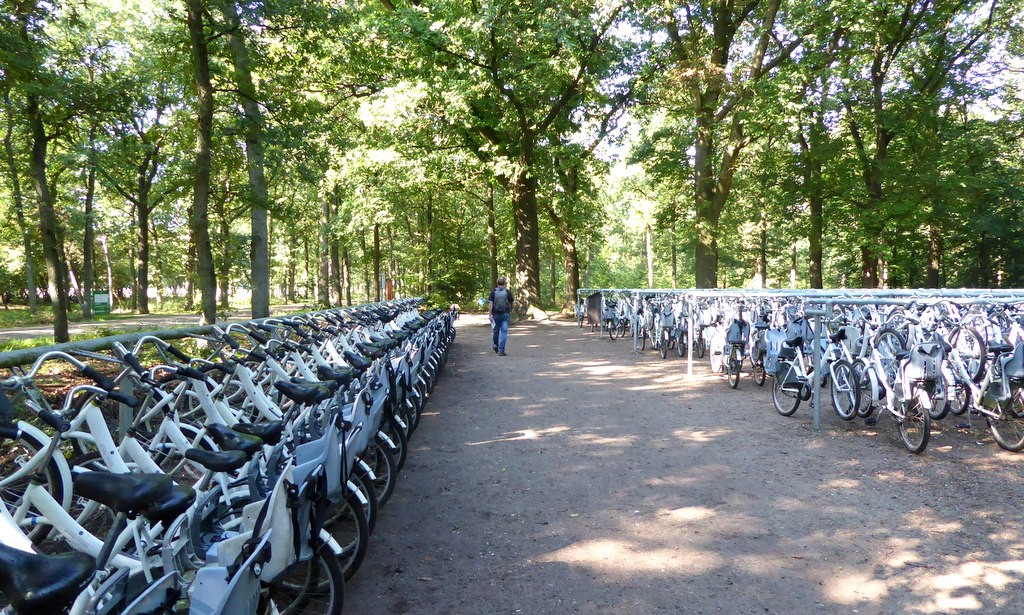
[489,277,513,356]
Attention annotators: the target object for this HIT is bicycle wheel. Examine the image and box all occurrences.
[660,330,669,359]
[828,360,858,421]
[752,356,766,387]
[928,375,950,421]
[362,439,397,508]
[617,319,627,339]
[639,329,647,351]
[873,327,907,359]
[258,542,344,615]
[988,391,1024,452]
[728,346,741,389]
[772,374,801,417]
[326,486,370,581]
[676,331,687,357]
[696,332,706,359]
[898,395,930,454]
[851,362,876,418]
[349,466,378,535]
[0,426,70,544]
[950,326,987,383]
[607,320,617,340]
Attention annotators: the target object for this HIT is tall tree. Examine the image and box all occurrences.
[187,0,218,324]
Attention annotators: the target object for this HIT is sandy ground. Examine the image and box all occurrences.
[344,314,1024,614]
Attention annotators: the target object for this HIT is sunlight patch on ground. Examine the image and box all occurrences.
[574,433,637,447]
[912,559,1024,612]
[670,427,731,443]
[467,425,571,446]
[658,506,715,522]
[822,572,890,604]
[535,539,721,575]
[820,478,861,491]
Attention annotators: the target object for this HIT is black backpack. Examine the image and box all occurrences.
[493,287,511,313]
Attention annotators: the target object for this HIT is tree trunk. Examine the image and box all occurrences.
[487,183,498,288]
[187,0,218,324]
[217,204,231,310]
[136,190,151,314]
[549,249,557,306]
[506,145,542,314]
[342,244,352,306]
[25,93,70,341]
[360,234,371,304]
[645,223,654,288]
[426,196,434,297]
[318,197,330,306]
[757,212,767,289]
[927,220,942,288]
[790,242,798,288]
[82,124,97,318]
[286,225,297,302]
[2,89,37,312]
[101,236,114,310]
[373,224,381,302]
[219,0,270,318]
[330,199,342,305]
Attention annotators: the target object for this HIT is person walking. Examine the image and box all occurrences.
[489,277,513,356]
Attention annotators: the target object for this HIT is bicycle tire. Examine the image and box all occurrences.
[752,357,766,387]
[0,424,71,545]
[362,439,397,508]
[728,346,741,389]
[607,321,617,340]
[349,466,378,535]
[676,331,687,357]
[898,395,930,454]
[772,374,801,417]
[873,327,907,358]
[381,416,409,473]
[617,320,628,339]
[696,332,706,359]
[660,331,669,359]
[639,330,647,351]
[950,326,987,384]
[828,360,858,421]
[851,361,876,418]
[988,391,1024,452]
[928,375,950,421]
[326,485,370,581]
[258,542,344,615]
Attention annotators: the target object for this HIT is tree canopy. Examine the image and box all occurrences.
[1,0,1023,338]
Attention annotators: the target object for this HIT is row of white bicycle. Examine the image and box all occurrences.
[0,299,456,615]
[585,290,1024,455]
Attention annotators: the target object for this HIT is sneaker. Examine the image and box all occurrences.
[498,351,506,356]
[493,345,498,353]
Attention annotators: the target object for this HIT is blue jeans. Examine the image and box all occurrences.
[492,312,510,352]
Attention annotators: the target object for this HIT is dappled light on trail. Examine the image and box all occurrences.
[346,316,1024,614]
[535,538,723,575]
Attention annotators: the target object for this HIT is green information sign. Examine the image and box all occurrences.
[93,291,111,315]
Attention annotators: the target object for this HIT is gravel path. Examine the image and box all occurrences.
[344,314,1024,614]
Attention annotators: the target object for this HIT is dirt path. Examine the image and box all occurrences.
[344,314,1024,614]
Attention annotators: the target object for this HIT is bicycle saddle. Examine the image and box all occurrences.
[0,544,95,615]
[343,350,373,370]
[143,483,196,525]
[754,322,770,331]
[73,471,174,517]
[232,420,285,445]
[988,343,1013,355]
[206,423,264,456]
[184,448,249,472]
[273,380,336,406]
[829,329,847,344]
[317,364,357,387]
[784,336,803,348]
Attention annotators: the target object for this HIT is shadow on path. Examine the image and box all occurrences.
[345,314,1024,614]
